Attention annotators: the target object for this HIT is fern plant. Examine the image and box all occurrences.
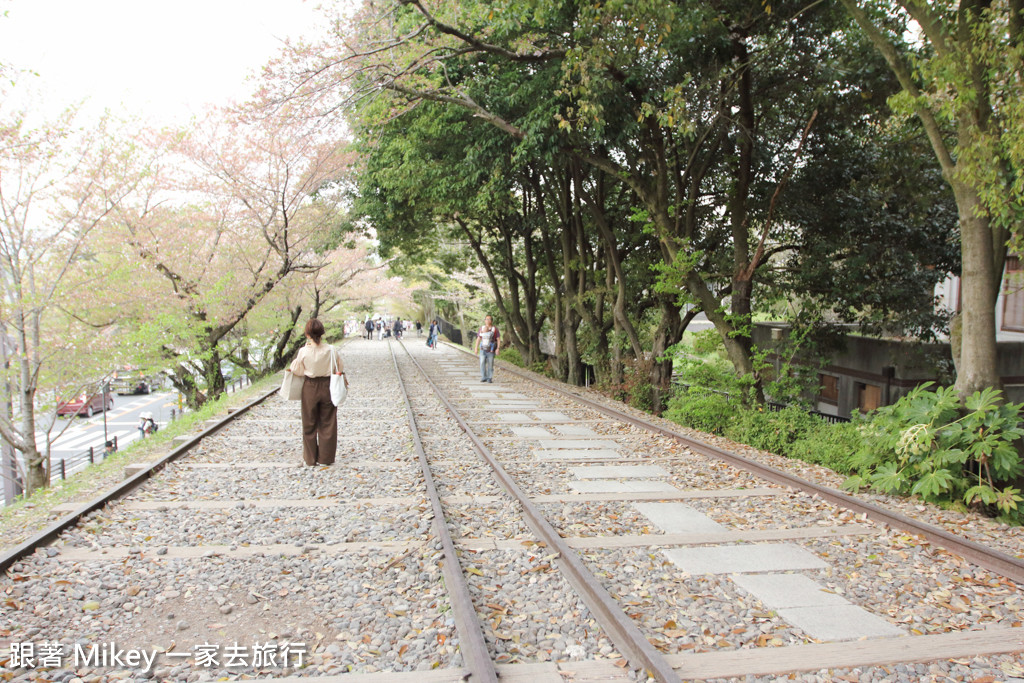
[843,383,1024,523]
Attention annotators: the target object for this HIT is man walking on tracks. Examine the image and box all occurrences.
[473,314,499,383]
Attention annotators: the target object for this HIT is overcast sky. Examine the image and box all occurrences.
[0,0,328,124]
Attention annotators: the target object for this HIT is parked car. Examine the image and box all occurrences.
[56,386,113,418]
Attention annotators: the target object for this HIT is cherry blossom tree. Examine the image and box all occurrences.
[102,109,352,408]
[0,99,142,493]
[231,235,411,373]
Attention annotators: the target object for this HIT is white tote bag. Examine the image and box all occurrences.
[329,347,348,406]
[280,370,303,400]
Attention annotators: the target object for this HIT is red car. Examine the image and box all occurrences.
[56,387,113,418]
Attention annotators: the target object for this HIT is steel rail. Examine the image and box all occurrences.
[0,384,280,574]
[467,347,1024,586]
[386,339,499,683]
[399,340,683,683]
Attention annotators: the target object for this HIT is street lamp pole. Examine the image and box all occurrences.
[102,379,109,448]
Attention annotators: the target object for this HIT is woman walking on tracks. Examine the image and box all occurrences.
[290,319,348,466]
[474,314,499,383]
[427,318,440,349]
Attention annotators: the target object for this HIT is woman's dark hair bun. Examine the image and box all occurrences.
[305,318,325,343]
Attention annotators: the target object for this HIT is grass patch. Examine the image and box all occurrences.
[0,374,280,552]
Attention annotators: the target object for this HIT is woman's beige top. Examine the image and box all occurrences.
[290,342,344,378]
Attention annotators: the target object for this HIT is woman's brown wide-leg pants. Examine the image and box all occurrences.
[300,376,337,466]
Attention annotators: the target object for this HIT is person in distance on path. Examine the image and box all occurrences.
[289,318,348,466]
[427,319,440,349]
[473,314,500,383]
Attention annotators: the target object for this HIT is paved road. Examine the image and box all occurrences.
[36,391,180,478]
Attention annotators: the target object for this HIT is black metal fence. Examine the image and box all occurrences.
[764,400,851,424]
[48,435,119,485]
[436,317,464,345]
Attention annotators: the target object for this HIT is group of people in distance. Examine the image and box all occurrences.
[362,317,414,340]
[289,313,501,467]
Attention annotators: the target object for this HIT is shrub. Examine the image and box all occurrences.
[629,380,654,412]
[788,421,862,473]
[665,388,863,476]
[690,328,724,356]
[725,406,821,456]
[497,346,524,367]
[663,389,737,435]
[844,383,1024,523]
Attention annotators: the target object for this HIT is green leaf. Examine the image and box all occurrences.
[870,462,907,494]
[994,486,1023,514]
[910,468,954,500]
[964,484,998,506]
[841,474,867,492]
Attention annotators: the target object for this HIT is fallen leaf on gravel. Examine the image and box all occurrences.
[1001,662,1024,676]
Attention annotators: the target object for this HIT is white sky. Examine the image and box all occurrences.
[0,0,330,124]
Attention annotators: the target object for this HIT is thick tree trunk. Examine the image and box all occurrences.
[21,384,46,493]
[649,299,686,414]
[611,318,624,387]
[15,307,47,493]
[563,310,584,385]
[953,183,1002,399]
[840,0,1006,400]
[203,351,227,402]
[269,305,303,372]
[171,367,207,410]
[451,300,465,348]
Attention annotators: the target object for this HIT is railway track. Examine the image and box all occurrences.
[397,339,1024,680]
[477,348,1024,585]
[0,338,1022,682]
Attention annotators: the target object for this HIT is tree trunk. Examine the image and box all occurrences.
[203,351,227,401]
[456,299,469,349]
[953,182,1002,399]
[610,317,624,387]
[171,366,207,410]
[649,299,686,414]
[15,304,46,493]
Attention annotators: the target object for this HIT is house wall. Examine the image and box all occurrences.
[753,323,1024,417]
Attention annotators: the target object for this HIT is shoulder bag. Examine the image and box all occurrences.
[330,347,348,406]
[280,369,303,400]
